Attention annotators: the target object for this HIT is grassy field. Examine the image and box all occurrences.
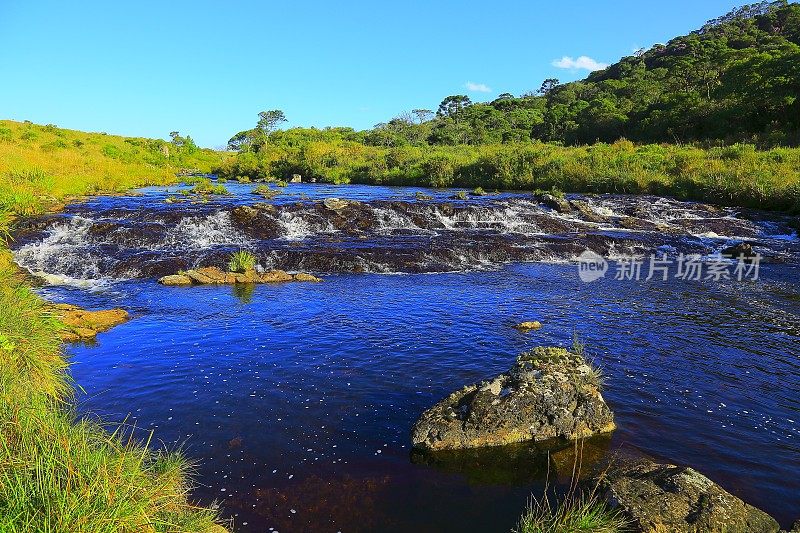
[0,120,227,531]
[216,137,800,213]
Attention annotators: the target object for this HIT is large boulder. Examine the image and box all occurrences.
[411,347,615,451]
[600,461,780,533]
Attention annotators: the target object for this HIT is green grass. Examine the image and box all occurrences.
[189,178,228,195]
[252,184,282,199]
[215,138,800,212]
[228,250,256,273]
[513,439,629,533]
[513,491,628,533]
[0,120,226,531]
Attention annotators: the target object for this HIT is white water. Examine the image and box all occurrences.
[164,211,251,249]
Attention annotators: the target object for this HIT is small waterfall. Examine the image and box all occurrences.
[164,211,251,250]
[11,192,798,282]
[13,216,113,285]
[276,210,335,241]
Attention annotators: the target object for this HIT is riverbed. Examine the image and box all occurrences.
[12,183,800,531]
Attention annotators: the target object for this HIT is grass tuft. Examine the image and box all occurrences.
[228,250,257,273]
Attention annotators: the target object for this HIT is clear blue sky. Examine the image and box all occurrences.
[0,1,743,148]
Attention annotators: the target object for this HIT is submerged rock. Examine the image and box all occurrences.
[52,304,129,342]
[600,460,780,533]
[158,268,320,286]
[514,320,542,331]
[411,347,615,451]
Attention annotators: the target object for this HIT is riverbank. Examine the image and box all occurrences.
[214,138,800,213]
[0,120,226,530]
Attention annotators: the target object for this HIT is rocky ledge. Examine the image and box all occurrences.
[51,303,129,342]
[411,347,615,451]
[600,460,780,533]
[158,266,322,286]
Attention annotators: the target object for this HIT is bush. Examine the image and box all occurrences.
[228,250,257,273]
[253,184,281,199]
[190,178,228,195]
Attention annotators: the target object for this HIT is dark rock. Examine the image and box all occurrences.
[411,347,615,451]
[721,241,756,259]
[538,193,572,213]
[569,200,607,223]
[600,460,780,533]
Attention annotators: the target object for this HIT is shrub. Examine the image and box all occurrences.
[228,250,257,272]
[253,184,281,199]
[190,178,228,195]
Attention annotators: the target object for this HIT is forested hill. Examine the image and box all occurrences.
[359,0,800,148]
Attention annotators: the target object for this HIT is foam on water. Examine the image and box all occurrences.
[164,211,250,250]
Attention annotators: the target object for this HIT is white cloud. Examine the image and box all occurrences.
[551,55,609,71]
[465,81,492,93]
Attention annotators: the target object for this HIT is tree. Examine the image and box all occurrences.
[227,129,256,151]
[436,95,472,120]
[412,109,434,123]
[257,110,287,135]
[537,78,561,96]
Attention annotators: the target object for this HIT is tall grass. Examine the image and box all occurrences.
[0,120,226,531]
[513,440,629,533]
[216,139,800,212]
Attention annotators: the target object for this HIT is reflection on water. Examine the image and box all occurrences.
[43,260,800,531]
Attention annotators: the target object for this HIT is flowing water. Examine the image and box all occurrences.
[12,183,800,531]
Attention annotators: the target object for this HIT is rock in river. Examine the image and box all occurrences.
[514,320,542,331]
[158,267,322,286]
[52,303,129,342]
[721,241,756,259]
[323,197,353,211]
[600,460,780,533]
[411,346,615,451]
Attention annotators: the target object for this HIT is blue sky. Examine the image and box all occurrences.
[0,1,743,148]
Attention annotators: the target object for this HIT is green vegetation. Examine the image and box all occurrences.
[0,120,225,531]
[216,2,800,212]
[189,178,228,195]
[228,250,257,273]
[514,437,628,533]
[252,184,282,199]
[514,490,628,533]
